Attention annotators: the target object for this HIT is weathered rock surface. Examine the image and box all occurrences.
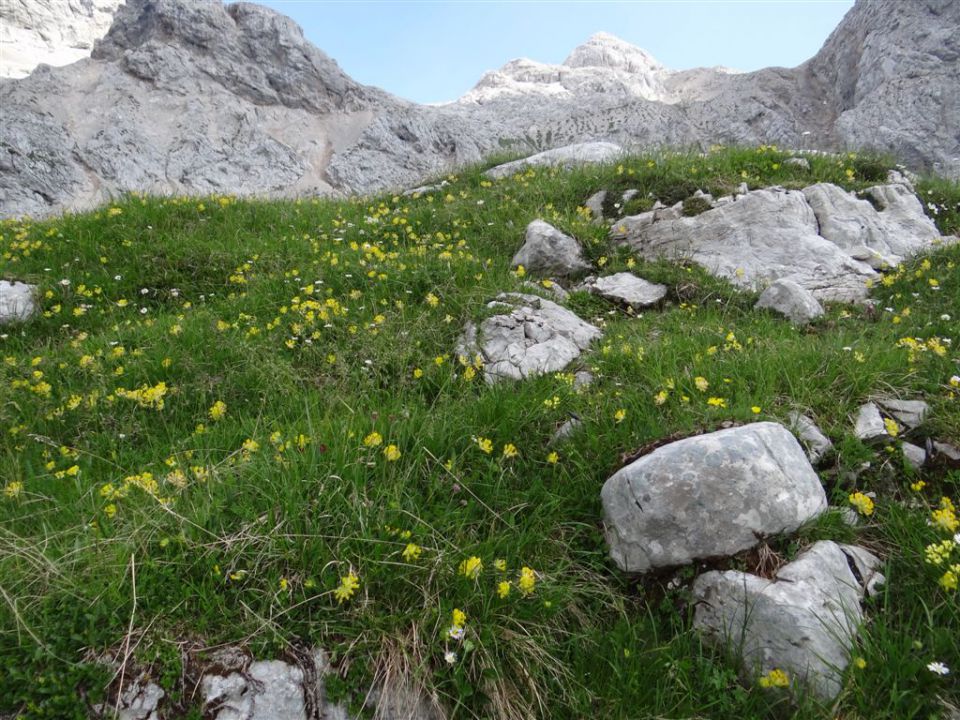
[601,422,828,573]
[788,412,834,465]
[613,187,878,302]
[512,220,592,277]
[693,541,884,699]
[484,142,624,180]
[803,182,940,269]
[581,272,667,310]
[902,442,927,470]
[456,293,601,384]
[0,0,122,79]
[876,397,929,429]
[0,280,38,323]
[755,278,824,324]
[854,402,888,441]
[2,0,958,217]
[114,677,164,720]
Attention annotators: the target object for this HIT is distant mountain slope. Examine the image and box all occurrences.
[0,0,957,218]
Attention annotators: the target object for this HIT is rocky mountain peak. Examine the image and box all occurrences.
[563,31,663,74]
[88,0,380,114]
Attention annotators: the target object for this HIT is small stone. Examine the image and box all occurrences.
[456,293,601,384]
[901,442,926,470]
[785,156,811,170]
[622,189,639,203]
[755,278,824,325]
[854,403,887,442]
[582,272,667,310]
[512,220,592,277]
[584,190,606,221]
[0,280,38,324]
[550,416,583,443]
[573,370,594,390]
[930,440,960,469]
[875,398,929,429]
[787,412,833,464]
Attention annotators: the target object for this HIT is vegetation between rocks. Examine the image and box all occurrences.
[1,146,958,719]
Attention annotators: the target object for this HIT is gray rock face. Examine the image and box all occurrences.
[0,0,122,79]
[115,677,164,720]
[875,398,929,429]
[601,422,828,573]
[0,280,38,323]
[613,187,878,302]
[1,0,958,218]
[484,142,624,180]
[456,293,601,384]
[693,541,884,699]
[802,182,939,269]
[202,659,311,720]
[787,412,834,465]
[582,272,667,310]
[902,442,927,470]
[854,402,888,441]
[755,278,824,324]
[512,220,592,277]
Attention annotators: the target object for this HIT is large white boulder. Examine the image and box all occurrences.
[693,541,885,699]
[612,188,878,302]
[601,422,828,573]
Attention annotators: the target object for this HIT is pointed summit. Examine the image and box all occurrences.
[564,32,664,74]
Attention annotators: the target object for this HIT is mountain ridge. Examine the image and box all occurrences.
[0,0,957,218]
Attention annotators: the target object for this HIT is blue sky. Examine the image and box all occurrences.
[258,1,854,104]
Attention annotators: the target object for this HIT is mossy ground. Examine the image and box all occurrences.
[1,146,958,719]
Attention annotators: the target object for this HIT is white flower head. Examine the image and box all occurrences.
[927,661,950,676]
[444,651,457,665]
[448,625,465,641]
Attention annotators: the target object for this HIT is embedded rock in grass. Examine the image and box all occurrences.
[755,278,824,325]
[201,650,346,720]
[0,280,38,323]
[876,397,929,429]
[484,141,624,180]
[931,440,960,469]
[693,540,884,700]
[854,402,888,442]
[585,190,607,221]
[112,676,165,720]
[612,187,878,302]
[902,442,927,470]
[784,156,810,170]
[512,220,592,277]
[802,182,940,269]
[582,272,667,311]
[600,422,827,573]
[787,412,834,465]
[456,293,601,384]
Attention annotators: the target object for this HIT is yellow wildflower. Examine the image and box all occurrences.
[363,431,383,447]
[848,492,875,516]
[518,566,536,596]
[614,408,626,423]
[497,581,511,599]
[502,443,518,459]
[758,668,790,688]
[383,444,401,461]
[208,400,227,420]
[474,436,493,454]
[334,572,360,604]
[694,376,709,392]
[402,543,422,562]
[459,556,483,579]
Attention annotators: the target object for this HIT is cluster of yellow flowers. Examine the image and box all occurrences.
[923,497,959,592]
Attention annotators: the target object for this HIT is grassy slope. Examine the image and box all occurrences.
[1,147,958,719]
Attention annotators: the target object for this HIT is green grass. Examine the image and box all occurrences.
[1,146,958,719]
